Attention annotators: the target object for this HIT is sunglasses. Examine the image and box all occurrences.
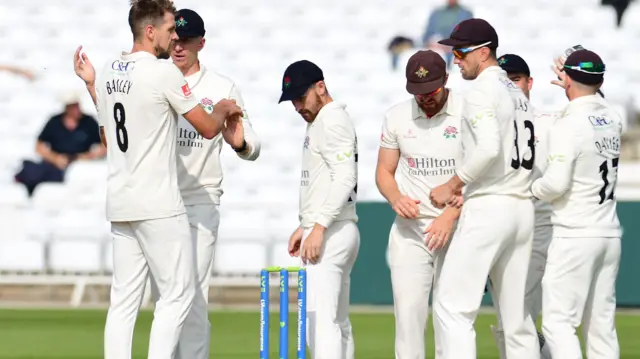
[417,87,443,98]
[452,41,492,59]
[563,62,606,74]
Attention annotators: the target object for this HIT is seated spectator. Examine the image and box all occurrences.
[388,36,415,71]
[15,91,105,195]
[422,0,473,67]
[388,36,448,74]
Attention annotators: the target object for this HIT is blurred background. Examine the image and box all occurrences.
[0,0,639,310]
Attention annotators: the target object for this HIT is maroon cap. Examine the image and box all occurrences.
[405,50,447,95]
[438,18,499,48]
[564,49,605,85]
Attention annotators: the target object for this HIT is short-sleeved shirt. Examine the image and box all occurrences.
[380,91,463,219]
[96,51,199,222]
[37,114,101,156]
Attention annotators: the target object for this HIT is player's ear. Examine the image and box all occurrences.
[199,37,206,51]
[315,81,327,96]
[527,76,534,92]
[145,24,155,42]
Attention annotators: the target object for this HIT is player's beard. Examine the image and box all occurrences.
[461,62,480,80]
[298,97,323,123]
[155,44,171,60]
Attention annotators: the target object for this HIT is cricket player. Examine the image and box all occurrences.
[279,60,359,359]
[85,1,242,358]
[429,18,540,359]
[75,7,260,358]
[532,49,622,359]
[376,50,463,359]
[489,53,557,359]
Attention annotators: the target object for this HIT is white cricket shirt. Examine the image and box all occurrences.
[380,92,463,219]
[531,109,561,227]
[531,95,622,238]
[299,101,358,229]
[96,51,199,221]
[177,65,260,205]
[457,66,535,199]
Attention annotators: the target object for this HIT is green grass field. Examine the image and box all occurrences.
[0,308,639,358]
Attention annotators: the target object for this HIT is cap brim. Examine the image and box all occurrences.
[501,66,529,76]
[176,30,203,39]
[437,38,472,47]
[278,86,308,104]
[406,78,445,95]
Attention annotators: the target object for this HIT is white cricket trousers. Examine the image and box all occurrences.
[541,236,621,359]
[492,224,553,358]
[302,220,359,359]
[149,204,220,359]
[388,216,450,359]
[433,195,539,359]
[104,214,196,359]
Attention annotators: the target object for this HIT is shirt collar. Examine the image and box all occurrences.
[563,94,603,116]
[120,51,156,61]
[317,101,346,117]
[476,65,506,81]
[184,64,206,88]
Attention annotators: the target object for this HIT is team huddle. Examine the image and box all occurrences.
[72,0,621,358]
[377,17,621,359]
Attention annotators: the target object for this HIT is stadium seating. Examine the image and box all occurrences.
[0,0,638,284]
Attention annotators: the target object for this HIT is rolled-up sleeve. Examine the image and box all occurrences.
[315,115,358,228]
[228,84,260,161]
[531,119,577,202]
[456,86,501,184]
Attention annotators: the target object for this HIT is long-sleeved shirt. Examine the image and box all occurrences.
[380,92,463,219]
[531,95,622,238]
[532,109,562,227]
[299,102,358,229]
[457,66,535,199]
[177,65,260,206]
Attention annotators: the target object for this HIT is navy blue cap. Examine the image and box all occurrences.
[498,54,530,77]
[175,9,205,39]
[278,60,324,103]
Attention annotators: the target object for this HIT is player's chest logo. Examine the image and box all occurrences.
[442,126,458,139]
[303,136,310,149]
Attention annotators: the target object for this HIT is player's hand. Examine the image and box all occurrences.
[430,183,456,209]
[391,195,420,219]
[288,227,304,257]
[213,99,242,119]
[551,55,567,90]
[73,45,96,86]
[424,210,456,251]
[448,192,464,208]
[300,226,324,265]
[222,116,245,149]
